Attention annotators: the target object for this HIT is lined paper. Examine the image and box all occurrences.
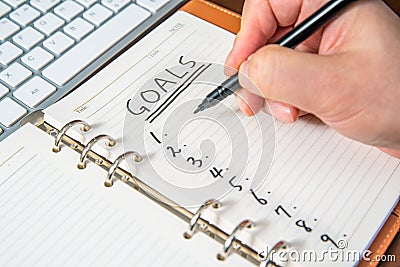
[0,124,248,267]
[44,11,400,266]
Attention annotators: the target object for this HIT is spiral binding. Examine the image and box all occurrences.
[217,219,255,261]
[183,199,221,239]
[78,134,115,169]
[105,151,142,187]
[52,120,90,153]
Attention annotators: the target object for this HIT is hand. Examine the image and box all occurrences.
[225,0,400,157]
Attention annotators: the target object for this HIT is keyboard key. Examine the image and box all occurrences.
[101,0,129,13]
[83,4,112,26]
[13,27,44,50]
[34,13,65,36]
[9,4,40,26]
[0,83,9,98]
[14,76,56,108]
[75,0,96,8]
[137,0,170,13]
[0,63,32,88]
[0,42,23,65]
[54,1,84,21]
[0,1,12,17]
[63,17,94,40]
[21,47,54,70]
[30,0,60,12]
[0,97,27,127]
[43,4,150,86]
[43,31,74,55]
[0,18,20,42]
[3,0,26,8]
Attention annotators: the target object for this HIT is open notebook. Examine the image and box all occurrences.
[0,123,252,266]
[3,0,399,266]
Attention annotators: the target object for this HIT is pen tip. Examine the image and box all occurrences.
[193,108,200,114]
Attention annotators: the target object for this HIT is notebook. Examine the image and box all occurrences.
[0,123,252,266]
[0,0,187,142]
[3,0,399,266]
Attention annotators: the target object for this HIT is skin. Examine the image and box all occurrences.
[225,0,400,158]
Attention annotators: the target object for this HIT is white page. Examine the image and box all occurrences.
[44,11,400,266]
[0,123,249,267]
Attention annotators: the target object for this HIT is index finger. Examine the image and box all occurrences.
[225,0,277,70]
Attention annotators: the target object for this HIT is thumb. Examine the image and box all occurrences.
[238,45,345,115]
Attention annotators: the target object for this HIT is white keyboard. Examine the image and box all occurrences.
[0,0,185,141]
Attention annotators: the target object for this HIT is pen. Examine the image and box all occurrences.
[194,0,357,114]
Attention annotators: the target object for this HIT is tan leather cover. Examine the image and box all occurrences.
[358,201,399,267]
[180,0,241,34]
[180,1,399,265]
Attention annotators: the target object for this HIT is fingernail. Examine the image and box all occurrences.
[239,60,249,77]
[235,90,253,116]
[238,60,253,90]
[269,101,296,123]
[238,60,262,96]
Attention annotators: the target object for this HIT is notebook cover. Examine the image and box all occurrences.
[180,0,241,34]
[180,0,399,266]
[358,202,399,267]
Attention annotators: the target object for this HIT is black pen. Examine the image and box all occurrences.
[194,0,357,114]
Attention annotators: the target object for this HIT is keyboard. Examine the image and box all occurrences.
[0,0,186,141]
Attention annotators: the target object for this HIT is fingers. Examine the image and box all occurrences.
[235,89,303,123]
[268,0,302,27]
[238,45,344,115]
[225,0,330,71]
[264,99,300,123]
[225,0,277,70]
[234,89,264,116]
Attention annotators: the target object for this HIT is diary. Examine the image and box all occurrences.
[1,1,398,266]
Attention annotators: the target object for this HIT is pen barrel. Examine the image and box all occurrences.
[277,0,357,48]
[217,75,241,99]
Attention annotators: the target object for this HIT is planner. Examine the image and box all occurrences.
[2,0,399,266]
[0,123,252,266]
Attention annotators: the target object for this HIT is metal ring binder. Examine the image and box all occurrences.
[105,151,142,187]
[183,199,221,239]
[259,241,289,267]
[78,134,115,169]
[52,120,90,153]
[38,120,263,266]
[217,219,255,261]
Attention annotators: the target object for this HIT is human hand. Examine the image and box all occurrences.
[225,0,400,157]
